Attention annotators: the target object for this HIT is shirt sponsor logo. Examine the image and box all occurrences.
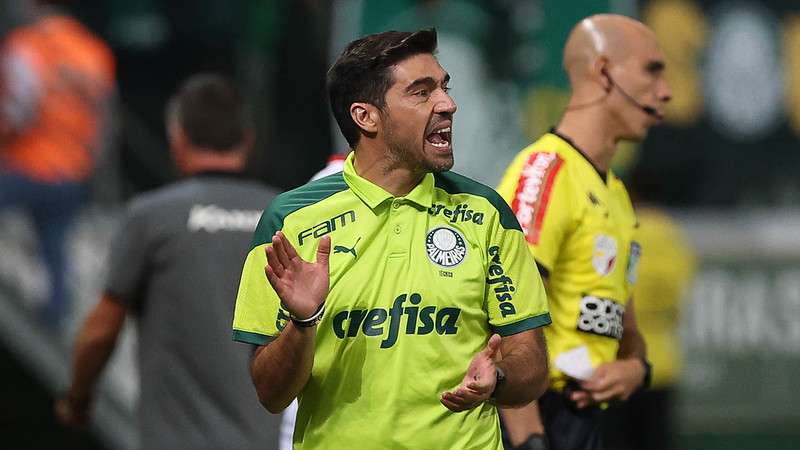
[425,227,467,267]
[577,295,625,339]
[592,234,618,276]
[626,241,642,284]
[187,204,261,233]
[298,210,356,246]
[331,293,460,349]
[487,245,517,318]
[510,152,564,245]
[428,203,484,225]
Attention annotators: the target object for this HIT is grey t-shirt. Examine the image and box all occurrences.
[106,173,280,450]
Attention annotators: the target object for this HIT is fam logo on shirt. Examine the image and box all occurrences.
[298,210,356,245]
[592,234,618,276]
[425,227,467,267]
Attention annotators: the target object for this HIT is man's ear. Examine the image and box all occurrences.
[593,56,612,93]
[350,102,381,135]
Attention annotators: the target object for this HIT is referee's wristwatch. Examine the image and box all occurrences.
[640,357,653,389]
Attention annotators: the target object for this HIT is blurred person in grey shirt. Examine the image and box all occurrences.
[56,74,281,450]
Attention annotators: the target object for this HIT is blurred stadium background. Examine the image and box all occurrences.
[1,0,799,449]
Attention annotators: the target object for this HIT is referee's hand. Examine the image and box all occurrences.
[440,334,501,412]
[570,358,646,408]
[264,232,331,320]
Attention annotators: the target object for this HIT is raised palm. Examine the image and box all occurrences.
[264,231,331,319]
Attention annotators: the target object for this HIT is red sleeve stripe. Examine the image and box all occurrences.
[509,152,564,245]
[530,157,563,244]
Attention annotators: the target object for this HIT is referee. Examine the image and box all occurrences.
[496,15,671,450]
[232,29,551,449]
[56,74,281,449]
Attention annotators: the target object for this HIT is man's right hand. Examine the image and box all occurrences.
[264,232,330,319]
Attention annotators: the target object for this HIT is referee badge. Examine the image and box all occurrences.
[425,227,467,267]
[592,234,618,276]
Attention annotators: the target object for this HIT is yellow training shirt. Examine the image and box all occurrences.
[631,206,696,387]
[497,132,639,390]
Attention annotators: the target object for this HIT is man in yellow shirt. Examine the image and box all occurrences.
[496,14,672,450]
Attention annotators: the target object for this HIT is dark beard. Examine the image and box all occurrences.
[384,124,424,172]
[384,125,453,174]
[384,131,412,168]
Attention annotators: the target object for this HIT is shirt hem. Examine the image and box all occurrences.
[232,329,276,345]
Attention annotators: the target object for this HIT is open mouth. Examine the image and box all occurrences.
[425,126,452,149]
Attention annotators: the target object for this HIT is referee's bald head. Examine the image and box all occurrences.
[563,14,658,83]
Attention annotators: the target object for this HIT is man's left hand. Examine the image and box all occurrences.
[440,334,502,412]
[570,358,645,409]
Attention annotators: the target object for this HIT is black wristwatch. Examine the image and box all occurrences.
[640,357,653,389]
[490,366,506,399]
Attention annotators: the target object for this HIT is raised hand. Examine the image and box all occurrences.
[264,231,331,319]
[440,334,502,412]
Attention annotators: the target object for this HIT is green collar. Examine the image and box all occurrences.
[342,152,435,210]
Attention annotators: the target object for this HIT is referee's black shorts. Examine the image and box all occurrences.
[502,388,603,450]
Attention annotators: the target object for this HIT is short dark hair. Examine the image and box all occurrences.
[327,29,438,148]
[166,73,250,152]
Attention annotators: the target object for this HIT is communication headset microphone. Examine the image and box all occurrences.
[601,68,663,120]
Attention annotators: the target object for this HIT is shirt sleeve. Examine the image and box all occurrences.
[104,199,154,308]
[231,208,287,345]
[497,151,572,273]
[484,203,551,336]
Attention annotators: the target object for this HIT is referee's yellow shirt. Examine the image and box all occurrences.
[497,132,639,390]
[233,153,550,449]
